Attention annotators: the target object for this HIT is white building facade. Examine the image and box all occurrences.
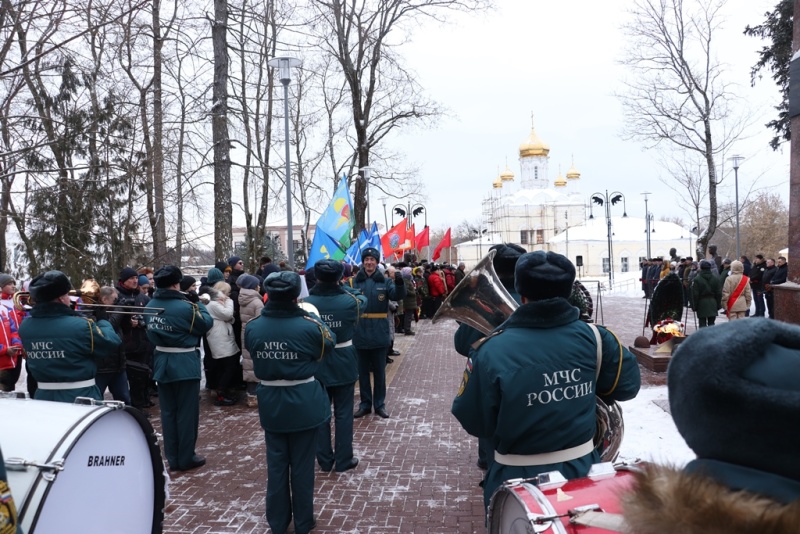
[456,123,695,278]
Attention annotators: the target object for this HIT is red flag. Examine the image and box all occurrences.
[381,218,408,257]
[416,226,430,250]
[432,228,451,261]
[404,223,416,250]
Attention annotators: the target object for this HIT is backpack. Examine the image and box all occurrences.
[444,269,456,293]
[415,277,429,299]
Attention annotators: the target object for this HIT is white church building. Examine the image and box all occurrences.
[455,122,695,281]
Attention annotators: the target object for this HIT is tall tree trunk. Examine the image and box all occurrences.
[211,0,232,262]
[152,0,168,264]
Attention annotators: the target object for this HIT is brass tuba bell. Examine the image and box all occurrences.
[431,250,517,334]
[432,250,624,462]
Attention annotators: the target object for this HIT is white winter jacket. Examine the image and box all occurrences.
[206,298,239,359]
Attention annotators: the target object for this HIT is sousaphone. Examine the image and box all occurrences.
[432,250,624,462]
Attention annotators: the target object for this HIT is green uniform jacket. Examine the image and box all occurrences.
[21,302,122,403]
[304,283,366,388]
[691,270,723,318]
[245,301,334,433]
[350,269,405,349]
[144,289,213,383]
[451,298,641,502]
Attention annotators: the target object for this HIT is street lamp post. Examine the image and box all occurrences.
[642,192,652,258]
[564,210,569,261]
[381,197,388,230]
[730,155,744,258]
[589,190,627,289]
[268,56,301,268]
[391,201,426,260]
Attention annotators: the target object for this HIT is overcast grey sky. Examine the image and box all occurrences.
[385,0,788,233]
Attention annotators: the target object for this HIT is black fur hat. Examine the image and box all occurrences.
[362,247,380,261]
[315,259,343,283]
[514,251,575,301]
[29,270,73,302]
[153,265,183,288]
[264,271,301,301]
[669,318,800,482]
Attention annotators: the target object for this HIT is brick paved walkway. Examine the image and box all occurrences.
[160,317,485,533]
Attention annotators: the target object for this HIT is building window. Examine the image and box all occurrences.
[534,166,539,180]
[520,230,529,245]
[621,257,629,273]
[602,258,610,273]
[535,230,544,244]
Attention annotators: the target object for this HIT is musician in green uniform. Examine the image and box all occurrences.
[245,271,334,534]
[21,271,121,403]
[452,244,525,472]
[145,266,213,472]
[452,251,641,513]
[304,259,366,473]
[351,247,405,419]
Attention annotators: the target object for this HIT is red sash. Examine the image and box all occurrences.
[726,275,749,316]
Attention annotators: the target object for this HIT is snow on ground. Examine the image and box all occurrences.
[616,386,695,467]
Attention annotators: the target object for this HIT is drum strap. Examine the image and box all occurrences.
[260,376,315,387]
[334,340,353,348]
[571,510,628,532]
[494,438,594,466]
[38,378,96,390]
[156,346,197,353]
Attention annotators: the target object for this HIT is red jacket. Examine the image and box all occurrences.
[428,272,446,298]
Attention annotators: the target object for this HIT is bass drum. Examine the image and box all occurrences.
[0,397,166,533]
[488,466,638,534]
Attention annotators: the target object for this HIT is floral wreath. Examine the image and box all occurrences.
[653,318,685,344]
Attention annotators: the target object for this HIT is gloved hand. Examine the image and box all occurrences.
[395,272,404,286]
[93,306,109,322]
[185,290,200,304]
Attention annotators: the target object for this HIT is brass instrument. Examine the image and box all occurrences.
[13,290,163,316]
[432,250,624,462]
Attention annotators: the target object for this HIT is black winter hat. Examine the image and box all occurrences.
[153,265,183,288]
[264,271,301,301]
[179,276,197,292]
[362,247,380,261]
[669,318,800,482]
[119,267,139,282]
[29,270,73,302]
[489,243,527,278]
[700,260,712,270]
[514,251,575,301]
[315,259,344,283]
[228,255,243,268]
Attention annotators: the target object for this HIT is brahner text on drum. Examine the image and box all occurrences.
[526,369,593,406]
[87,455,126,467]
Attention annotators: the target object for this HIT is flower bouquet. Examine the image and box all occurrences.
[653,318,686,345]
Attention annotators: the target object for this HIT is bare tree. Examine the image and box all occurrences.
[310,0,490,233]
[210,0,232,262]
[618,0,747,259]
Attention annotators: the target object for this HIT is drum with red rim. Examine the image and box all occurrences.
[0,396,166,533]
[489,464,639,533]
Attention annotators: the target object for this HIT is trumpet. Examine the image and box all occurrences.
[12,290,163,316]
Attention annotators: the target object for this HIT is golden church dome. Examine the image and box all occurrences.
[518,128,550,158]
[500,166,515,182]
[493,176,503,189]
[566,162,581,180]
[554,173,567,187]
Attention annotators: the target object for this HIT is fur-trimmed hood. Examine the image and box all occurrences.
[621,463,800,534]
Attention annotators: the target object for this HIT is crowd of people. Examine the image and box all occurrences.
[3,245,799,533]
[640,245,789,326]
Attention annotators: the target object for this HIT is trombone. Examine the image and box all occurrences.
[12,291,163,316]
